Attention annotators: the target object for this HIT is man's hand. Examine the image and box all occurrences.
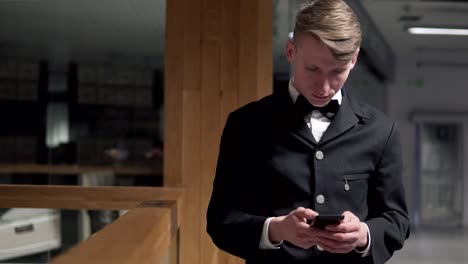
[269,209,368,252]
[314,211,368,253]
[268,207,319,249]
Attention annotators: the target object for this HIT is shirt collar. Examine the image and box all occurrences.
[288,78,342,105]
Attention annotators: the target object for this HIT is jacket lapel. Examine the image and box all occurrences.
[288,113,318,146]
[274,87,367,147]
[319,90,363,145]
[274,87,317,147]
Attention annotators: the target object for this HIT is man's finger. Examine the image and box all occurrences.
[293,207,318,221]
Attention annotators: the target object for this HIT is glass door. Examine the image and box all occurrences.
[417,123,464,226]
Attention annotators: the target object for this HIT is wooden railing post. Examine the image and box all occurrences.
[164,1,272,264]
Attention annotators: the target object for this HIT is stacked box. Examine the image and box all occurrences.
[132,121,158,137]
[117,69,137,86]
[0,60,17,79]
[17,81,38,101]
[73,64,161,168]
[15,137,37,163]
[135,70,153,86]
[0,80,17,100]
[0,60,39,102]
[99,108,129,122]
[96,121,128,138]
[0,137,16,163]
[17,61,39,81]
[117,87,135,106]
[77,84,97,104]
[134,87,152,107]
[77,138,97,165]
[78,65,98,83]
[97,85,115,105]
[132,109,159,136]
[96,138,116,164]
[128,138,153,165]
[77,65,155,106]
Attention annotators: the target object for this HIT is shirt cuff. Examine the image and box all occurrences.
[355,222,371,257]
[259,217,283,249]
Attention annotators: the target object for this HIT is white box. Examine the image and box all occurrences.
[0,209,61,261]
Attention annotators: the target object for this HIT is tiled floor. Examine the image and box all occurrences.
[387,227,468,264]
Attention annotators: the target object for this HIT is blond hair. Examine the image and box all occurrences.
[293,0,362,61]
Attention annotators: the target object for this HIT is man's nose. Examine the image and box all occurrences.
[315,76,330,95]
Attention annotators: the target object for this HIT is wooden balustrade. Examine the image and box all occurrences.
[0,184,184,264]
[0,163,161,176]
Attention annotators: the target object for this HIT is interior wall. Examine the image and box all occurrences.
[387,56,468,227]
[346,62,387,112]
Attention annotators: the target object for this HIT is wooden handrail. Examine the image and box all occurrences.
[0,184,183,221]
[51,201,178,264]
[0,163,161,176]
[0,184,184,264]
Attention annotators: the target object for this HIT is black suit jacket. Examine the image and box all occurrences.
[207,87,410,264]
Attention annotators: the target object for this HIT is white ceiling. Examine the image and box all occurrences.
[361,0,468,66]
[0,0,166,65]
[0,0,467,69]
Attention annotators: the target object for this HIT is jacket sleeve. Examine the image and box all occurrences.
[206,112,268,259]
[365,121,410,264]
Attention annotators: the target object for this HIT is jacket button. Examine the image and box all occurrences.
[315,151,324,160]
[316,195,325,204]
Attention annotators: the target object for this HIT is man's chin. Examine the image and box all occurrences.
[311,98,331,107]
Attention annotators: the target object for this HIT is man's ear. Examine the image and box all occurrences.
[286,40,296,63]
[350,48,360,69]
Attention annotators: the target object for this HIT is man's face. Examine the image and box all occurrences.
[286,34,359,107]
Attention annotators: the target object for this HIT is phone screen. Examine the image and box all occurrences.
[311,214,344,229]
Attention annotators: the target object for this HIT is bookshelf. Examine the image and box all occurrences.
[0,59,47,165]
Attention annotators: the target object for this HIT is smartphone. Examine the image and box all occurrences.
[310,214,344,229]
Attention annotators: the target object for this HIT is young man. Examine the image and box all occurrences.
[207,1,410,263]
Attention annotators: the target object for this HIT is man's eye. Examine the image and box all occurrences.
[332,69,346,74]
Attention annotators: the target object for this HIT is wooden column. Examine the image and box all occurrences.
[164,1,272,264]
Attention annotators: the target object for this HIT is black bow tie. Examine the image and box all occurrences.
[295,95,340,118]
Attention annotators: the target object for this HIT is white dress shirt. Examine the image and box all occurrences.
[259,80,371,256]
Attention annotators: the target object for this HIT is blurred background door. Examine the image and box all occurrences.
[416,122,464,227]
